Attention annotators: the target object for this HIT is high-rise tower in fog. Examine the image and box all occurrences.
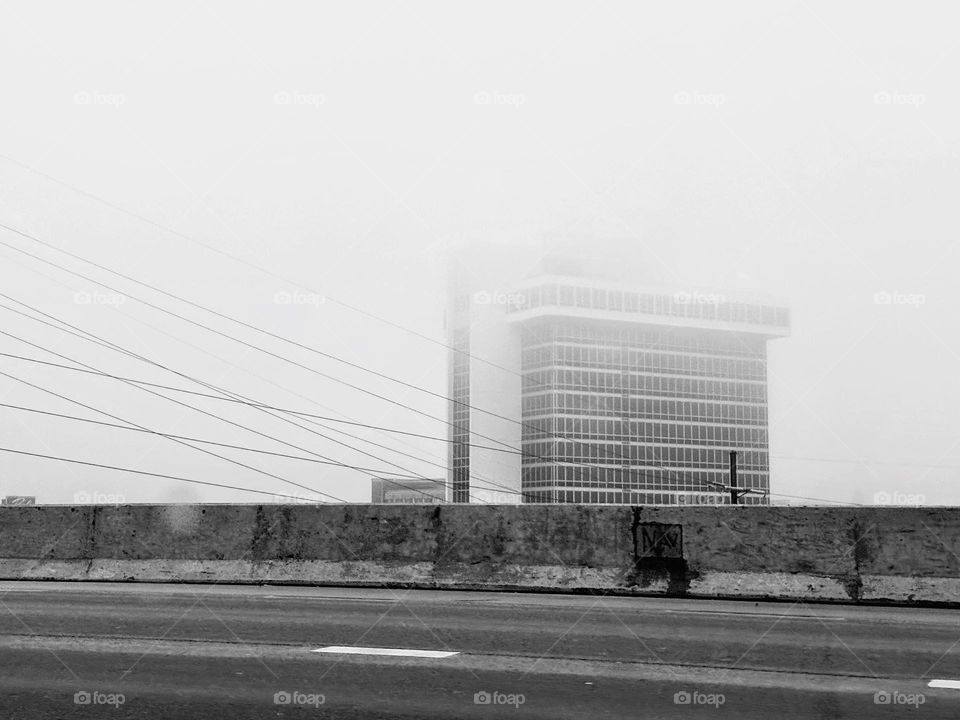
[446,239,790,504]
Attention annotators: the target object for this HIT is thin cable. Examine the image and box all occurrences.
[2,248,478,475]
[0,227,699,490]
[0,351,524,454]
[0,401,426,477]
[765,491,864,506]
[0,233,528,455]
[0,265,558,475]
[0,313,449,501]
[0,446,332,502]
[0,167,784,502]
[0,225,750,498]
[0,250,522,499]
[0,304,504,501]
[0,152,528,382]
[0,364,348,503]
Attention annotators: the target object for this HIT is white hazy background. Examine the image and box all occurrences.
[0,1,957,505]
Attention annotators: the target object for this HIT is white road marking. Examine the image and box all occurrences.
[312,646,459,658]
[928,680,960,689]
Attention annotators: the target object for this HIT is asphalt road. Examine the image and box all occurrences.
[0,582,957,718]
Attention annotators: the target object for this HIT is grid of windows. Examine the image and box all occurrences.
[519,317,772,504]
[523,489,767,505]
[450,325,471,503]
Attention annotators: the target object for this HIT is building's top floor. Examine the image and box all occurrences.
[504,275,790,338]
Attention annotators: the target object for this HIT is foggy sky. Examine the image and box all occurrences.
[0,1,957,505]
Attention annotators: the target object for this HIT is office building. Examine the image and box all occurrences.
[370,477,447,504]
[446,240,790,505]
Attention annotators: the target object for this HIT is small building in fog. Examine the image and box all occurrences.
[370,477,446,504]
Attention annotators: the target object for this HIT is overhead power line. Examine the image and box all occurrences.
[0,351,524,455]
[0,401,426,477]
[2,249,487,483]
[0,230,529,455]
[0,446,333,503]
[0,159,787,503]
[0,301,523,501]
[0,364,349,503]
[0,227,682,480]
[0,152,528,383]
[0,252,527,499]
[0,222,747,499]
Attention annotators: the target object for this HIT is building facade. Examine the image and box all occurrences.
[446,243,790,505]
[370,477,447,504]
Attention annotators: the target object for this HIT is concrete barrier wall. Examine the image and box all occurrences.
[0,504,958,605]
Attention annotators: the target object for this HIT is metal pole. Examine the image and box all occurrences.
[729,450,738,505]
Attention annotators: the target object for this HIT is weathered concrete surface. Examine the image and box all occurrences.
[0,504,957,605]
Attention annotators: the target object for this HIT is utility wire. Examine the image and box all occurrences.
[4,249,476,469]
[0,446,334,502]
[0,228,528,453]
[0,152,532,385]
[0,224,755,499]
[0,351,524,454]
[0,254,519,497]
[0,303,503,501]
[0,313,448,501]
[0,233,673,477]
[0,365,347,503]
[0,163,785,502]
[0,401,427,477]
